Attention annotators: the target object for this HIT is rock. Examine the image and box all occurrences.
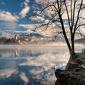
[75,68,81,72]
[55,69,70,85]
[67,63,79,70]
[55,69,64,78]
[75,59,82,65]
[55,68,85,85]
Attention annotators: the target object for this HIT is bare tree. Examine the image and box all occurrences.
[37,1,84,55]
[30,0,85,69]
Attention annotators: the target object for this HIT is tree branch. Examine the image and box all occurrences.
[64,0,71,32]
[75,24,85,31]
[74,0,83,32]
[57,1,72,51]
[40,4,58,14]
[71,0,76,29]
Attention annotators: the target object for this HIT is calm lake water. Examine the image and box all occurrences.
[0,44,84,85]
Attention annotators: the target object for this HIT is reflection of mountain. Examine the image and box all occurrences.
[0,45,69,84]
[0,46,65,58]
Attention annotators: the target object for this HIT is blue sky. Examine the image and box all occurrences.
[0,0,40,31]
[0,0,72,32]
[0,0,21,14]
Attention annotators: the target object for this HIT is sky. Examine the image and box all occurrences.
[0,0,59,37]
[0,0,62,37]
[0,0,85,36]
[0,0,40,31]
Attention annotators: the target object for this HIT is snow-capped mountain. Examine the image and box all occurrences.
[0,30,63,41]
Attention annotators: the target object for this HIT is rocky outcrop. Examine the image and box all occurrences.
[55,53,85,85]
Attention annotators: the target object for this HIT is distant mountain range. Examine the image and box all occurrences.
[0,31,83,45]
[0,31,64,44]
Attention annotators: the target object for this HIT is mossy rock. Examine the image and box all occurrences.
[69,76,85,85]
[55,68,85,85]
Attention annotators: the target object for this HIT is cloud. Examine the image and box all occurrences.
[0,11,19,21]
[35,0,49,4]
[24,0,30,6]
[19,24,36,29]
[19,0,30,18]
[29,15,45,21]
[19,24,37,32]
[0,11,19,31]
[19,23,61,36]
[35,0,56,5]
[36,24,61,36]
[19,6,30,18]
[0,21,18,31]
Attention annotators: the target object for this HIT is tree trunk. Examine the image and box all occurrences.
[65,34,76,70]
[71,33,75,58]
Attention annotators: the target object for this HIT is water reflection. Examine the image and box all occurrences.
[0,45,82,85]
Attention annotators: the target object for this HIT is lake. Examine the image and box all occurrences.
[0,44,84,85]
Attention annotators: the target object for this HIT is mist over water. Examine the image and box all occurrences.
[0,44,84,85]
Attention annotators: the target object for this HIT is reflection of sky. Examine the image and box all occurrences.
[0,45,84,84]
[0,45,69,75]
[0,59,17,69]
